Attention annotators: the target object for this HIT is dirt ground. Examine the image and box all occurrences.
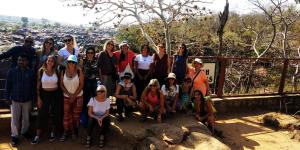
[1,109,300,150]
[215,111,300,150]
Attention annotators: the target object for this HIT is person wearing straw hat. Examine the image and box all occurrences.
[114,72,137,121]
[161,73,179,114]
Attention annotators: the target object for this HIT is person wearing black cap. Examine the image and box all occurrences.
[114,72,137,121]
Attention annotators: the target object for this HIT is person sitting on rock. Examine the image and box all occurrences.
[114,72,137,122]
[139,79,165,123]
[85,85,111,148]
[193,90,215,133]
[161,73,179,114]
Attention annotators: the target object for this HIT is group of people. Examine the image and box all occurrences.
[0,35,216,148]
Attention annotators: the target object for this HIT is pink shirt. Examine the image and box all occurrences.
[146,92,159,107]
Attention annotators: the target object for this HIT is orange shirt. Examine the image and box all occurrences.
[189,67,208,96]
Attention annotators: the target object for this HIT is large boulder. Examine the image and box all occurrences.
[177,132,230,150]
[182,121,212,135]
[291,130,300,141]
[139,137,169,150]
[146,123,188,144]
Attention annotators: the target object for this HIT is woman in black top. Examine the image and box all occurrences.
[81,47,98,127]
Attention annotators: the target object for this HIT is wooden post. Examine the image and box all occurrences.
[278,59,289,94]
[217,57,227,97]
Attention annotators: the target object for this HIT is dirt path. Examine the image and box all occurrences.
[1,109,300,150]
[216,111,300,150]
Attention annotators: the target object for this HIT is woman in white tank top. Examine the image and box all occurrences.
[32,55,60,144]
[59,55,84,141]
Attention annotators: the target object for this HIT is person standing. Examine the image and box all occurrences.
[5,55,35,147]
[59,55,84,141]
[0,36,36,69]
[31,55,60,144]
[57,35,79,71]
[134,44,153,100]
[97,40,118,98]
[36,37,57,69]
[152,43,170,86]
[81,47,98,127]
[172,43,188,84]
[189,58,211,97]
[114,41,136,77]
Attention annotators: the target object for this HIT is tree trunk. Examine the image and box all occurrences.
[164,25,172,56]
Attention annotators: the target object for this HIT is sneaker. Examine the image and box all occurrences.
[59,133,67,142]
[31,136,40,145]
[11,137,18,147]
[49,132,55,142]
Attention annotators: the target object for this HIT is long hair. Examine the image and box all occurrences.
[165,78,177,92]
[141,79,160,98]
[42,37,54,55]
[178,43,188,57]
[85,46,96,60]
[103,40,114,51]
[64,35,78,49]
[40,55,57,72]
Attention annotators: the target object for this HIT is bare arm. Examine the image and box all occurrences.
[73,68,84,97]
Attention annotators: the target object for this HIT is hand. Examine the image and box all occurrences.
[37,98,42,109]
[149,105,154,113]
[97,118,103,127]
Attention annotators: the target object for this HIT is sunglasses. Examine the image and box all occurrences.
[150,85,157,87]
[64,39,72,43]
[124,76,131,79]
[107,43,114,46]
[97,90,105,93]
[67,61,76,64]
[86,51,94,54]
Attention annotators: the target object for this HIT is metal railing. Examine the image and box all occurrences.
[0,57,300,99]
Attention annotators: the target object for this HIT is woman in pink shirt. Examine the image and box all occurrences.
[139,79,164,123]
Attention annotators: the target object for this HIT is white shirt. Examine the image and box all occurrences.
[161,84,179,97]
[134,54,153,70]
[63,72,83,97]
[58,47,79,66]
[87,98,110,117]
[41,71,58,89]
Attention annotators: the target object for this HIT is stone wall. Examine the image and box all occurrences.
[213,94,300,114]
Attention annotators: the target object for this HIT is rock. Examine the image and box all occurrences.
[262,115,280,129]
[292,122,300,130]
[177,132,230,150]
[291,130,300,141]
[139,137,169,150]
[183,121,212,135]
[146,123,188,144]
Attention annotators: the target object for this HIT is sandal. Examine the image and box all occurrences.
[99,135,104,148]
[157,115,162,123]
[85,136,91,148]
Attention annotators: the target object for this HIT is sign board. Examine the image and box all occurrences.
[202,62,216,84]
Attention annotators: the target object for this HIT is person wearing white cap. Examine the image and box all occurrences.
[113,41,136,78]
[190,58,211,97]
[59,55,84,142]
[161,73,179,114]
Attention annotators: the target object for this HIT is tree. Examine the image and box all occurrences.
[64,0,211,55]
[217,0,229,56]
[41,18,50,27]
[21,17,29,27]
